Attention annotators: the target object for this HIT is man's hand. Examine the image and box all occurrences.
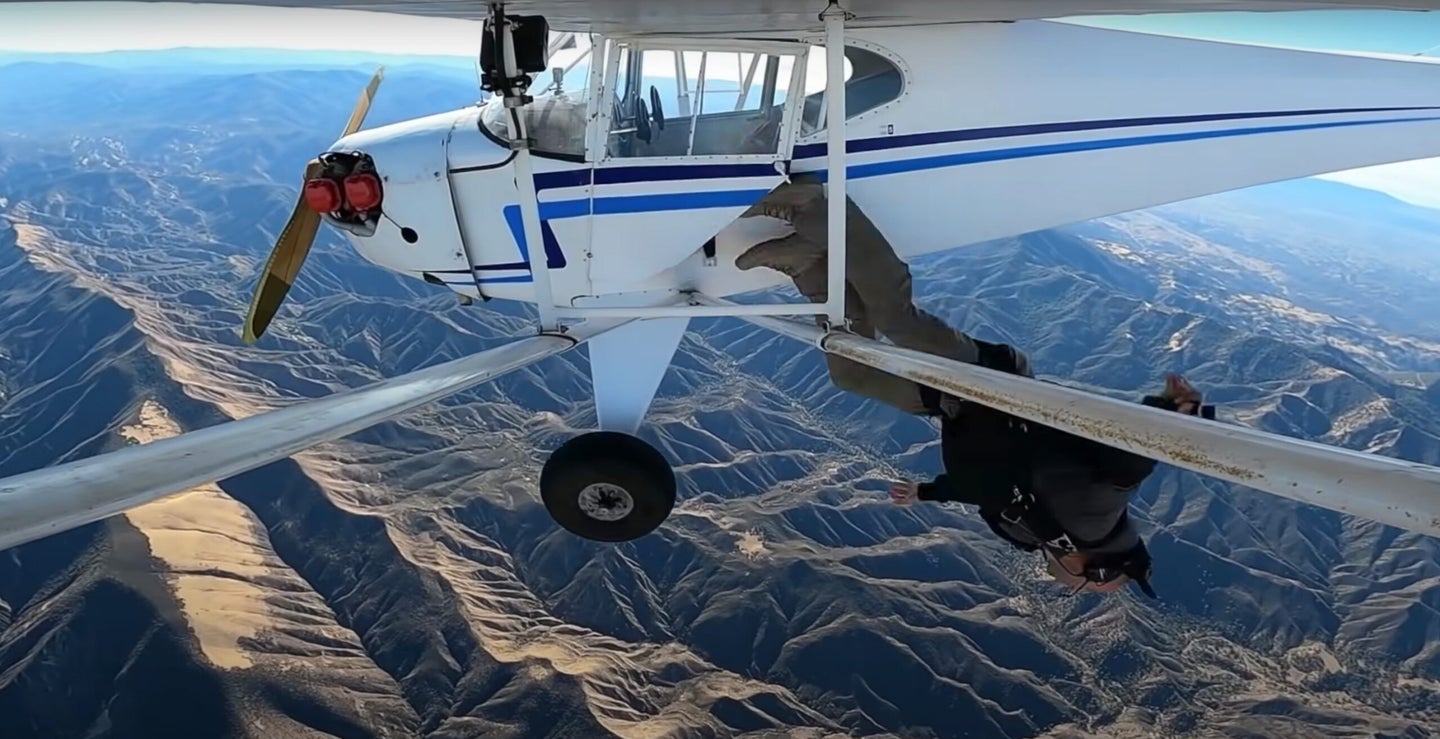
[1163,373,1202,416]
[889,481,920,507]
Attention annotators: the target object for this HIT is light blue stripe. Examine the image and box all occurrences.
[440,275,533,286]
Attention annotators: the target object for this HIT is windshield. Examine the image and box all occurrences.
[480,89,590,158]
[478,38,593,159]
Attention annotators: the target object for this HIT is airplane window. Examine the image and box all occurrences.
[607,45,801,159]
[478,38,594,159]
[798,46,903,137]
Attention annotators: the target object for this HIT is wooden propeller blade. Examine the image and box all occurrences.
[341,66,385,137]
[241,69,385,344]
[242,159,324,344]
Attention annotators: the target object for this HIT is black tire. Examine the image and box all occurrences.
[540,431,676,542]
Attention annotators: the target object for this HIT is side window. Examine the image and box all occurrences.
[607,46,687,158]
[606,44,800,159]
[690,52,797,155]
[799,46,903,137]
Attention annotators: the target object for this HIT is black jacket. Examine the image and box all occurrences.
[913,341,1159,556]
[917,413,1156,555]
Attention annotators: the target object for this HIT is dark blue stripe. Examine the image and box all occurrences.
[471,261,530,272]
[531,169,592,190]
[463,110,1440,288]
[822,115,1440,181]
[501,205,568,270]
[791,106,1440,159]
[533,163,778,192]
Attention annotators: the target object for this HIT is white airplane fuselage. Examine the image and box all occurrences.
[331,19,1440,309]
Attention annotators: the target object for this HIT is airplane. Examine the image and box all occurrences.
[4,0,1440,553]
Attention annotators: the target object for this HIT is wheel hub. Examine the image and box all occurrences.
[577,483,634,522]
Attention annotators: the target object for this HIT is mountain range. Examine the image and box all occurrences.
[0,51,1438,738]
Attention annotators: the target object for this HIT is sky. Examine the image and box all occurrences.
[0,2,485,55]
[1069,11,1440,207]
[5,3,1440,206]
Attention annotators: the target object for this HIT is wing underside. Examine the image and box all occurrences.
[33,0,1440,32]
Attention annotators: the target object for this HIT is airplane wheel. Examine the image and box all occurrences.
[540,431,676,543]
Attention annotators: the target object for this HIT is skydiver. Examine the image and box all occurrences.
[735,178,1206,598]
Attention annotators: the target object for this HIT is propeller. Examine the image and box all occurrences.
[241,67,385,344]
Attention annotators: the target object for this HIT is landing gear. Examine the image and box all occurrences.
[539,431,676,542]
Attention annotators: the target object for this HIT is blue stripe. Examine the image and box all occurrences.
[441,275,533,286]
[471,261,530,272]
[791,106,1440,159]
[489,189,770,273]
[501,206,568,270]
[471,111,1440,285]
[820,115,1440,181]
[533,163,778,192]
[590,189,773,215]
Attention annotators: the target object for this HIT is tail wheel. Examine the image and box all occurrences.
[540,431,676,542]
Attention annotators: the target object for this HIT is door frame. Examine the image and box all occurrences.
[587,36,812,167]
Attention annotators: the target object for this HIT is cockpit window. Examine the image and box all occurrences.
[479,89,590,158]
[477,37,594,159]
[605,43,801,159]
[798,46,903,137]
[475,39,903,160]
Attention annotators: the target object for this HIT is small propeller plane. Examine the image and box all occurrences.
[5,0,1440,551]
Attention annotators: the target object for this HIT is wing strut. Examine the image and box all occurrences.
[697,295,1440,539]
[822,0,850,329]
[490,5,559,332]
[0,319,626,552]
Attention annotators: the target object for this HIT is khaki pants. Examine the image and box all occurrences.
[748,183,983,414]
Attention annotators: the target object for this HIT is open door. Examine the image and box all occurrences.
[583,38,810,293]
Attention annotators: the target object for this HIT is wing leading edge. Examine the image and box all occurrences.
[0,319,625,552]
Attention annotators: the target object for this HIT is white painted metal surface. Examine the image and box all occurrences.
[0,319,626,552]
[329,109,472,279]
[588,317,690,433]
[699,296,1440,538]
[784,21,1440,262]
[500,12,561,331]
[335,20,1440,313]
[822,1,848,328]
[80,0,1440,33]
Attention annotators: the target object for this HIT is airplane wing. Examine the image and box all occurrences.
[0,319,623,552]
[33,0,1440,33]
[697,297,1440,540]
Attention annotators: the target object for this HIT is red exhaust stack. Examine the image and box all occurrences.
[303,178,342,213]
[343,173,383,212]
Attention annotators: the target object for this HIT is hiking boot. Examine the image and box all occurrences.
[735,233,825,279]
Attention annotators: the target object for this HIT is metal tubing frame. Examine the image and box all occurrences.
[494,5,560,332]
[0,319,628,552]
[696,295,1440,538]
[734,51,761,111]
[822,1,848,328]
